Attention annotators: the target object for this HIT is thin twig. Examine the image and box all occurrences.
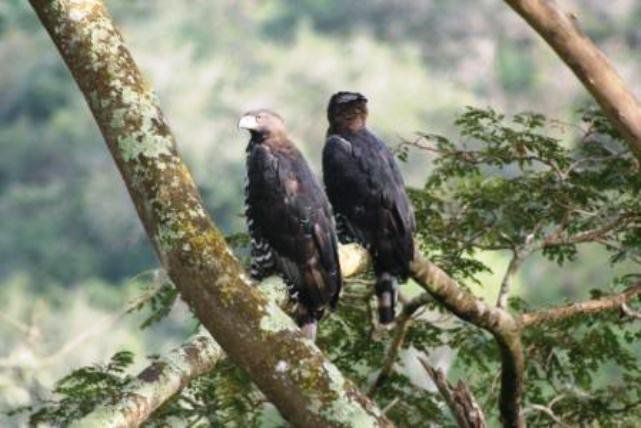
[522,404,570,427]
[621,303,641,320]
[497,249,524,309]
[368,293,432,396]
[381,397,400,415]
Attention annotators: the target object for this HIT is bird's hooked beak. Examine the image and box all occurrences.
[238,114,259,131]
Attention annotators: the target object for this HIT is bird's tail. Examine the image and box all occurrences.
[376,273,397,324]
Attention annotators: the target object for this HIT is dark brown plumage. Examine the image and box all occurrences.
[323,92,415,324]
[239,109,342,339]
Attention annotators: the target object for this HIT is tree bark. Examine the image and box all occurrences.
[75,244,373,427]
[503,0,641,159]
[27,1,390,427]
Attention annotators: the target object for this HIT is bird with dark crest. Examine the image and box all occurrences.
[323,92,416,324]
[238,109,342,339]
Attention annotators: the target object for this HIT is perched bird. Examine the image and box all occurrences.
[238,109,342,339]
[323,91,415,324]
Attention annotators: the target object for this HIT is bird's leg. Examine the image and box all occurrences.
[300,322,317,341]
[296,305,318,341]
[376,273,397,324]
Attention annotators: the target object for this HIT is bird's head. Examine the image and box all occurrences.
[238,109,287,141]
[327,91,368,133]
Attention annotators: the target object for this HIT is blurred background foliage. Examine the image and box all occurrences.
[1,0,641,426]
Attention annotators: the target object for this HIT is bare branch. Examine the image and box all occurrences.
[27,1,389,426]
[502,0,641,159]
[0,279,163,371]
[418,356,486,428]
[0,312,32,336]
[520,283,641,327]
[497,250,523,309]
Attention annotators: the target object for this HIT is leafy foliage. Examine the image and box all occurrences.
[405,106,641,425]
[9,351,134,426]
[126,270,179,330]
[410,106,641,280]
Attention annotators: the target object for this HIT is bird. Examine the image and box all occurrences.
[322,91,415,324]
[238,109,342,339]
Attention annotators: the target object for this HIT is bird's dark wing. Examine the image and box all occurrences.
[244,174,276,280]
[323,131,415,277]
[246,143,341,313]
[322,135,371,245]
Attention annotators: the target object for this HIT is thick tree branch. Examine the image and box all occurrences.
[520,283,641,327]
[77,245,373,427]
[418,357,487,428]
[410,252,525,428]
[28,1,389,426]
[503,0,641,159]
[72,336,224,428]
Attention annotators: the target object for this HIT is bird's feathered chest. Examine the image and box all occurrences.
[245,141,330,241]
[243,137,341,314]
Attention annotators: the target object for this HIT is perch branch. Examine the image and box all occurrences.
[70,243,375,427]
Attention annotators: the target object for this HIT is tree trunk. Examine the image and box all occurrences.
[27,1,390,426]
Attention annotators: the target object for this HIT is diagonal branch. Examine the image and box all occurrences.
[502,0,641,159]
[75,244,374,427]
[27,1,389,426]
[621,303,641,320]
[522,403,569,428]
[520,283,641,327]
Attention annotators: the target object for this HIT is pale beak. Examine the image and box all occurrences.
[238,115,259,131]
